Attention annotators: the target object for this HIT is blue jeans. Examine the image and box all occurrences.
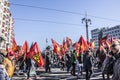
[0,69,5,80]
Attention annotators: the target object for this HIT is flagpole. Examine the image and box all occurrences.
[46,38,48,48]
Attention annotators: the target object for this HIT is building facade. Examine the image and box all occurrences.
[102,25,120,41]
[0,0,14,49]
[91,25,120,50]
[91,28,100,50]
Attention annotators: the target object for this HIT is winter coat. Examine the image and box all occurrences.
[83,53,93,70]
[112,58,120,80]
[102,56,115,74]
[71,52,76,64]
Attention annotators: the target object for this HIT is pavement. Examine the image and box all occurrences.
[12,67,112,80]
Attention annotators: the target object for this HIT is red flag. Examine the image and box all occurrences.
[99,44,104,51]
[51,39,61,54]
[66,37,72,47]
[104,40,110,48]
[20,41,29,53]
[27,42,44,67]
[87,41,91,48]
[60,47,65,55]
[78,36,88,52]
[11,37,18,52]
[74,42,80,57]
[102,35,108,41]
[74,42,80,50]
[110,37,113,45]
[99,35,108,43]
[91,41,95,50]
[20,41,29,60]
[61,39,67,54]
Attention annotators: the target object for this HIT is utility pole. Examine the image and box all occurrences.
[82,13,91,41]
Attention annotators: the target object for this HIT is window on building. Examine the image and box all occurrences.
[2,22,5,27]
[7,3,10,7]
[6,21,9,25]
[4,1,7,6]
[5,27,7,32]
[2,29,4,33]
[5,33,7,37]
[3,15,6,20]
[3,8,6,13]
[7,9,9,13]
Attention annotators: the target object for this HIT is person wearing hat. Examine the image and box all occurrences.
[110,40,120,80]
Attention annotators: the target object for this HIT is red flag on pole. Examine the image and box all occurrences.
[91,41,95,50]
[20,41,29,60]
[27,42,44,67]
[20,41,29,53]
[11,37,18,52]
[66,37,72,47]
[104,40,110,48]
[78,36,88,52]
[51,39,61,54]
[74,42,80,57]
[61,39,67,54]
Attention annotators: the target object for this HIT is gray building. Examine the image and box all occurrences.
[91,25,120,50]
[91,28,101,50]
[102,25,120,41]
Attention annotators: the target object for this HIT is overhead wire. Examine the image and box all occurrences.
[11,3,120,22]
[14,18,86,27]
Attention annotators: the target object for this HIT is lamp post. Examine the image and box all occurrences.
[82,14,91,41]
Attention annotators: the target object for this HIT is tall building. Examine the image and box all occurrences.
[91,28,101,50]
[102,25,120,41]
[91,25,120,50]
[0,0,14,49]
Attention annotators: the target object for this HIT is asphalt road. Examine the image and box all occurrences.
[12,67,112,80]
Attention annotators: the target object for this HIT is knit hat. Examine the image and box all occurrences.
[9,51,14,56]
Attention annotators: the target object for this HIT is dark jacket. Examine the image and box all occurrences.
[83,52,93,70]
[71,52,76,64]
[45,54,51,66]
[112,54,120,80]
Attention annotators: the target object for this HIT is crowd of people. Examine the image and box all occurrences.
[44,47,96,80]
[0,39,120,80]
[44,39,120,80]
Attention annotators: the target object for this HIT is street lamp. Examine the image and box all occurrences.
[82,16,91,41]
